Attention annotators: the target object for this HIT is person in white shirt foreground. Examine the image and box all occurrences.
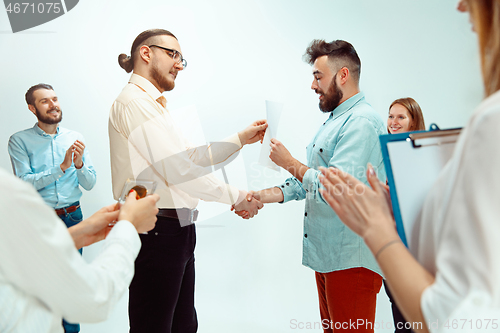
[318,1,500,332]
[0,167,159,333]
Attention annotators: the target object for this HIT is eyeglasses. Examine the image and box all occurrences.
[149,45,187,68]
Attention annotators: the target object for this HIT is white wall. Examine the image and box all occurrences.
[0,0,482,332]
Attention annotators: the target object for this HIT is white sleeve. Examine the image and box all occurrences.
[0,170,141,323]
[420,102,500,332]
[123,100,240,204]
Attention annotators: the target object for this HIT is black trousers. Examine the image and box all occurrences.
[129,216,198,333]
[384,280,413,333]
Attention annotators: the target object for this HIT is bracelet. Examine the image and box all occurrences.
[375,239,401,259]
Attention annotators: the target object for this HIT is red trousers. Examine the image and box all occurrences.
[316,267,382,332]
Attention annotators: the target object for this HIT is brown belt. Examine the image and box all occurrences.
[55,204,80,216]
[157,208,198,223]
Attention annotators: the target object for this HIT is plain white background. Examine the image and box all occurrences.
[0,0,483,332]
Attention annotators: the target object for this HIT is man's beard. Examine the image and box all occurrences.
[151,62,175,92]
[318,74,343,113]
[35,106,62,125]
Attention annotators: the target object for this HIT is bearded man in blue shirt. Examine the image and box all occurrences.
[8,83,96,333]
[235,40,387,333]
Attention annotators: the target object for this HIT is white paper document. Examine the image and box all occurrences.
[259,100,284,171]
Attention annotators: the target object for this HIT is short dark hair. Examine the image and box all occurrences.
[118,29,177,73]
[25,83,54,106]
[304,39,361,83]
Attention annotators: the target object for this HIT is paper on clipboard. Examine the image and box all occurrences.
[259,100,284,171]
[381,128,461,252]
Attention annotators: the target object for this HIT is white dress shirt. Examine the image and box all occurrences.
[0,168,141,333]
[416,90,500,332]
[109,74,242,209]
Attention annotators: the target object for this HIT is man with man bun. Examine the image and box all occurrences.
[109,29,267,332]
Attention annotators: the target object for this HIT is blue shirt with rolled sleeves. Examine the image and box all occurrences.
[279,92,386,275]
[8,123,96,209]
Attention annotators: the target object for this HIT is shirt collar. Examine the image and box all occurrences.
[33,123,60,136]
[329,91,365,119]
[129,73,165,103]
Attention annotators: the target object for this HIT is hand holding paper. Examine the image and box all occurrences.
[269,138,294,169]
[238,120,268,145]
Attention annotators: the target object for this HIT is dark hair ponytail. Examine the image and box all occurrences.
[118,53,134,73]
[118,29,177,73]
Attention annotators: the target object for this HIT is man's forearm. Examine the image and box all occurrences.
[19,166,63,191]
[285,159,309,183]
[255,187,284,203]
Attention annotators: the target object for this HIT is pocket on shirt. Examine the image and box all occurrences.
[316,146,334,165]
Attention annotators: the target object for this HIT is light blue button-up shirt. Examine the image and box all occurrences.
[8,124,96,209]
[279,92,386,275]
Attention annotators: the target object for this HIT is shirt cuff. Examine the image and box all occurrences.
[302,168,326,203]
[106,220,141,258]
[75,163,88,173]
[224,133,243,149]
[216,184,241,205]
[278,177,304,203]
[53,165,65,178]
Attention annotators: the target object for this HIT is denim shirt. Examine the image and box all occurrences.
[279,92,386,275]
[8,124,96,209]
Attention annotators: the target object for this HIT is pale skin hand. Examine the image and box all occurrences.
[238,120,268,145]
[72,140,85,169]
[269,138,309,182]
[68,204,119,250]
[60,146,73,172]
[60,140,85,172]
[318,165,434,333]
[118,191,160,233]
[68,191,160,249]
[232,187,284,219]
[232,190,263,218]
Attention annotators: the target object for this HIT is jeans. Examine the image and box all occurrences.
[384,280,413,333]
[56,202,83,333]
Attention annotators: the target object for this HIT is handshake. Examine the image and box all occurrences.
[231,187,285,219]
[231,191,263,219]
[229,120,291,219]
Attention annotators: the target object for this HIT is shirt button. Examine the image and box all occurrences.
[155,232,159,236]
[281,185,285,188]
[305,212,307,217]
[313,144,315,147]
[286,182,290,186]
[319,148,323,153]
[304,234,308,238]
